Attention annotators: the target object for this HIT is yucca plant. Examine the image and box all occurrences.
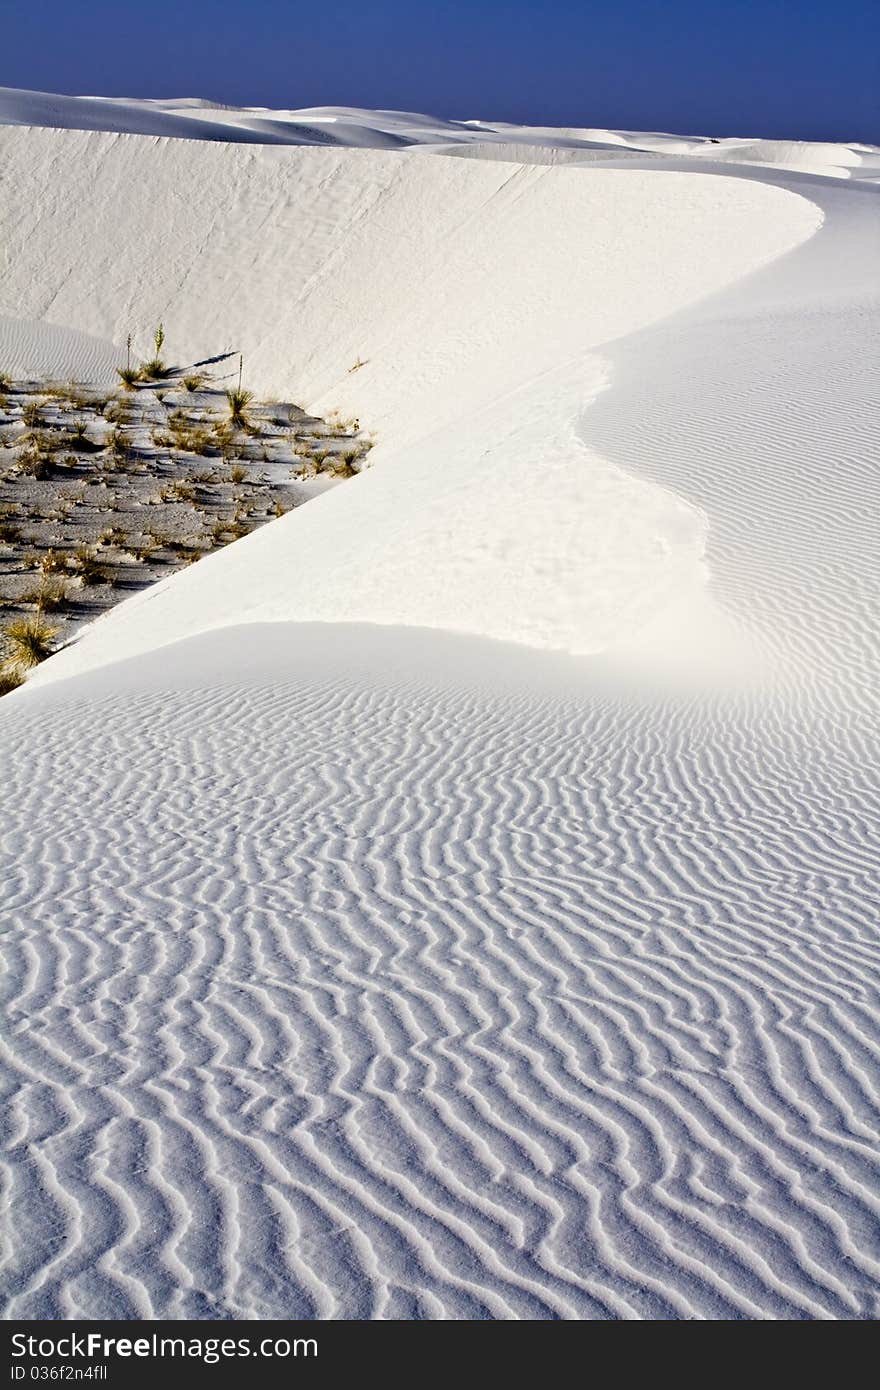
[116,366,139,390]
[139,359,168,381]
[3,615,58,670]
[225,388,254,429]
[138,323,167,380]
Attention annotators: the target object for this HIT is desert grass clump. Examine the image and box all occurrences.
[171,424,214,455]
[43,381,74,403]
[106,426,130,461]
[39,549,68,576]
[225,388,254,430]
[228,463,248,484]
[16,446,53,481]
[210,519,234,545]
[139,359,168,381]
[104,398,130,424]
[23,429,63,456]
[22,579,69,613]
[337,448,362,475]
[0,665,24,695]
[68,419,100,452]
[71,547,107,586]
[21,400,43,427]
[100,526,129,548]
[160,480,196,503]
[3,615,58,670]
[183,374,205,392]
[116,366,139,390]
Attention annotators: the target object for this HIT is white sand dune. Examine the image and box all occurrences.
[1,90,879,1320]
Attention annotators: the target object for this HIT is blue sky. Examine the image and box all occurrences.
[1,0,877,141]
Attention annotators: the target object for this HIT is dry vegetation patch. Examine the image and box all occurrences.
[0,360,373,692]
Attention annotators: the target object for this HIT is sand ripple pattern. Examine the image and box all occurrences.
[2,655,879,1320]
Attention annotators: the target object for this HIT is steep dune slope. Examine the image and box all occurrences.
[1,108,879,1320]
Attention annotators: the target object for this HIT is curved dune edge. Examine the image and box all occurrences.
[0,127,821,688]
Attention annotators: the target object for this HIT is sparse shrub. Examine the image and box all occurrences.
[21,401,43,426]
[0,519,21,544]
[3,615,58,670]
[229,464,247,484]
